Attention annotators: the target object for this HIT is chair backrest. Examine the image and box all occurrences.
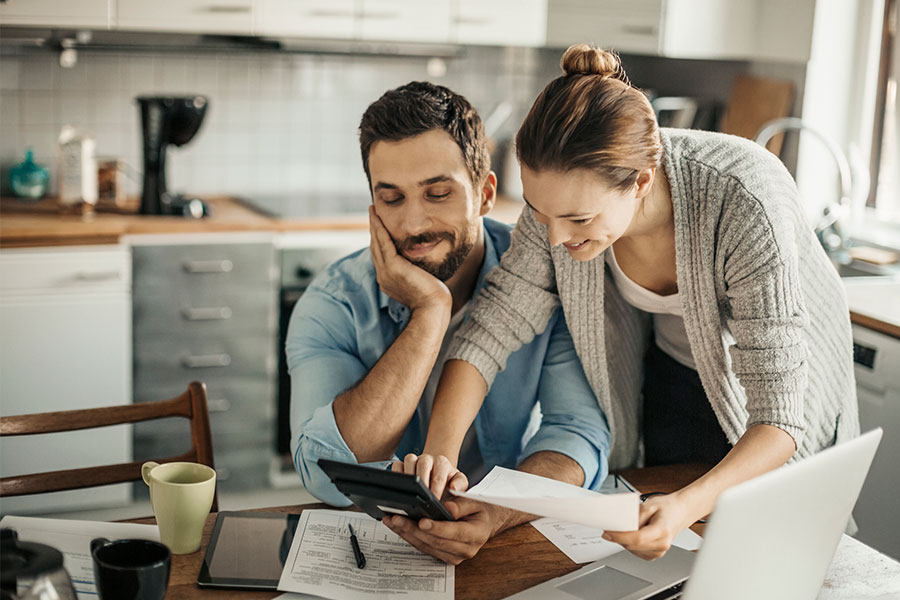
[0,381,218,512]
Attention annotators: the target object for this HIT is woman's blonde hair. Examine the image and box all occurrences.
[516,43,662,191]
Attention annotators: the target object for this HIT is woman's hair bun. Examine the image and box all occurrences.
[560,43,630,84]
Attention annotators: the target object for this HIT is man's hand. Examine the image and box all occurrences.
[382,496,511,565]
[369,206,451,313]
[392,454,468,501]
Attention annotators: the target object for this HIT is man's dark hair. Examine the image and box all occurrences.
[359,81,490,188]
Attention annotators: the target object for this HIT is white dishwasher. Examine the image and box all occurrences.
[0,245,133,515]
[851,322,900,560]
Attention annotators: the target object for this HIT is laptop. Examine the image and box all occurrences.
[508,428,883,600]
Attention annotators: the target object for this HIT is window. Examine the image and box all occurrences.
[869,0,899,220]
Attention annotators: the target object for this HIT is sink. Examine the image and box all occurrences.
[833,261,892,278]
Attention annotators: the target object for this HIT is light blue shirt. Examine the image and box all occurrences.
[287,217,610,506]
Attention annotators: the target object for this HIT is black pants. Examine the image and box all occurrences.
[642,343,732,466]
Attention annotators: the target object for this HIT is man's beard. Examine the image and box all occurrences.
[397,228,476,282]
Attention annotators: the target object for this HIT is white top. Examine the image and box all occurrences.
[606,246,696,369]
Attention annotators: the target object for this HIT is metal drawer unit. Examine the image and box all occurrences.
[130,236,278,494]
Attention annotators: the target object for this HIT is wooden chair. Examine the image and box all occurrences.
[0,381,218,512]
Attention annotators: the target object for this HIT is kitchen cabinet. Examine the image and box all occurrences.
[117,0,255,35]
[130,234,278,494]
[0,245,132,514]
[0,0,111,29]
[257,0,355,39]
[357,0,451,44]
[546,0,814,62]
[454,0,547,47]
[258,0,452,44]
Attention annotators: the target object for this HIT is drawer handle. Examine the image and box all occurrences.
[208,398,231,412]
[183,259,233,273]
[74,270,122,282]
[182,307,233,321]
[182,353,232,368]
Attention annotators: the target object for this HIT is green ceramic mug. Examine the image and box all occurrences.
[141,461,216,555]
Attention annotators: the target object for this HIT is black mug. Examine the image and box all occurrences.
[90,538,171,600]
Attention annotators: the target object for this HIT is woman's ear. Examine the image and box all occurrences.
[634,168,655,199]
[478,171,498,216]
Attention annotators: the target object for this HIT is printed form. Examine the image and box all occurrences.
[277,509,454,600]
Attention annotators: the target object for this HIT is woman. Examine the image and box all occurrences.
[413,43,859,559]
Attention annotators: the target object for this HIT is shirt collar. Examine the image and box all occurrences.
[378,219,499,323]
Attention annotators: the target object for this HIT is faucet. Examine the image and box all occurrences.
[754,117,854,253]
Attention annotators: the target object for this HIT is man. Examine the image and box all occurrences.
[287,81,609,564]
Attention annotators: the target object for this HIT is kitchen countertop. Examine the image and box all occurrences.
[0,195,527,248]
[843,278,900,339]
[0,196,371,247]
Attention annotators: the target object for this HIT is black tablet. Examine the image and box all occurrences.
[318,458,455,522]
[196,511,300,590]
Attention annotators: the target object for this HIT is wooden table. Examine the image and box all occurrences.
[138,464,712,600]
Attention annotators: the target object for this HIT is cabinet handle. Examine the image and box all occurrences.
[359,11,400,19]
[182,307,233,321]
[183,259,233,273]
[182,353,232,368]
[201,4,251,13]
[455,16,493,25]
[308,9,354,17]
[208,398,231,412]
[620,24,657,36]
[74,270,122,282]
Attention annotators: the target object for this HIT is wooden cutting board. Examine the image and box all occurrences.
[719,75,795,155]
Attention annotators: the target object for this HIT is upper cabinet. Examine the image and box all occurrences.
[0,0,111,29]
[117,0,255,35]
[547,0,814,62]
[454,0,547,47]
[257,0,452,44]
[357,0,452,44]
[257,0,355,39]
[0,0,814,63]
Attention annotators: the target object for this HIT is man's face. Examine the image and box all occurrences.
[368,129,484,281]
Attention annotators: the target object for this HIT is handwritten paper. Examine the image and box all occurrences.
[277,509,453,600]
[531,517,703,564]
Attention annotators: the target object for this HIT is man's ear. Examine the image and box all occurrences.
[478,171,498,217]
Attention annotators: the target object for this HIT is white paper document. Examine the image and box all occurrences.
[277,509,454,600]
[0,515,160,598]
[531,517,703,564]
[450,466,639,531]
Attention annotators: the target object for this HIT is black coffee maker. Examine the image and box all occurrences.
[137,95,208,217]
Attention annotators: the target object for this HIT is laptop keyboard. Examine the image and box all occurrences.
[643,580,685,600]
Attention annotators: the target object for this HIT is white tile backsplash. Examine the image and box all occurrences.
[0,45,549,201]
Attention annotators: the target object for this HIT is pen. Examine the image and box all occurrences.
[348,523,366,569]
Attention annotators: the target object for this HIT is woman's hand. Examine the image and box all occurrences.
[393,453,468,500]
[602,491,698,560]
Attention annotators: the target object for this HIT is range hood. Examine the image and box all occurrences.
[0,26,462,58]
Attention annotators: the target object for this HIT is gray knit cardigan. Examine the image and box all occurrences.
[449,128,859,470]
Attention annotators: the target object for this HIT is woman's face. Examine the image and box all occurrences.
[520,166,641,262]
